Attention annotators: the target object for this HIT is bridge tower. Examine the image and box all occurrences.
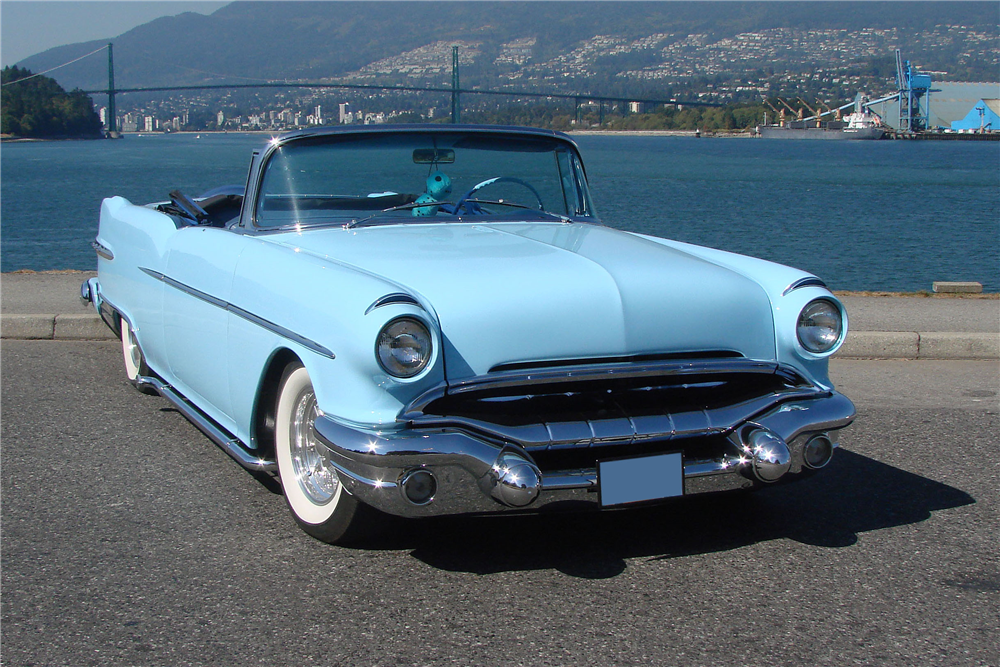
[451,46,460,124]
[106,43,118,136]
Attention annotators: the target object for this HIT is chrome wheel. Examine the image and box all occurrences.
[287,383,340,505]
[126,330,141,371]
[120,318,157,394]
[275,362,372,543]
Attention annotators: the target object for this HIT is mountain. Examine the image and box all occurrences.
[12,0,997,127]
[17,2,998,94]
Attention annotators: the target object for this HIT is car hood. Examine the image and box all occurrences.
[272,223,776,379]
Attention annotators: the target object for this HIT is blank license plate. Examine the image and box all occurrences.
[598,452,683,507]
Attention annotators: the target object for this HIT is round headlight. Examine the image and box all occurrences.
[376,317,432,378]
[797,299,843,354]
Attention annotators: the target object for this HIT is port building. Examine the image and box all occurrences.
[950,99,1000,132]
[874,81,1000,130]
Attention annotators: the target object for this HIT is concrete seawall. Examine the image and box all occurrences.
[2,271,998,360]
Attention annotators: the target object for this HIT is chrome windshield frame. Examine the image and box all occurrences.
[239,125,598,233]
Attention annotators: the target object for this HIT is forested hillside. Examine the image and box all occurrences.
[1,67,103,138]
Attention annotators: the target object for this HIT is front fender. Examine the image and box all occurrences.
[227,235,444,432]
[633,234,845,387]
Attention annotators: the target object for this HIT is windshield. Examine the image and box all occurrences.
[254,131,596,229]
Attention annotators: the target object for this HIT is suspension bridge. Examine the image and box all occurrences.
[14,43,721,133]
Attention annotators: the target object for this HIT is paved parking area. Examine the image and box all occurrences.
[2,342,997,666]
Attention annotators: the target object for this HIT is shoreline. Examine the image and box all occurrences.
[3,129,753,141]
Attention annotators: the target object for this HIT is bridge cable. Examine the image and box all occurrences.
[2,45,109,87]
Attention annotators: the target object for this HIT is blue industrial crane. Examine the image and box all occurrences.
[895,49,934,132]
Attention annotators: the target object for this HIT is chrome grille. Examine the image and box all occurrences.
[405,359,824,460]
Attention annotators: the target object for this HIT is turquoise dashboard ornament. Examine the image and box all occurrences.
[426,170,452,198]
[413,170,452,216]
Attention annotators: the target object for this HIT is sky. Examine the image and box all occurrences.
[1,1,229,67]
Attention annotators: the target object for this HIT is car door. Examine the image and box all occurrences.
[161,225,248,432]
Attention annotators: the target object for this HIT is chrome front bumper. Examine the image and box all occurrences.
[313,391,856,518]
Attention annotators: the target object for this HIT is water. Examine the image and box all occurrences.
[2,132,997,292]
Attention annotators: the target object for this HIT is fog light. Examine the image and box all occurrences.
[401,469,436,505]
[803,434,834,469]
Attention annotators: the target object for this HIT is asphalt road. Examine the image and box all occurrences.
[2,341,998,667]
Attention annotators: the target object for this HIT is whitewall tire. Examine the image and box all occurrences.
[121,319,157,394]
[275,362,369,543]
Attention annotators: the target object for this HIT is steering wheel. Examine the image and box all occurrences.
[454,177,544,215]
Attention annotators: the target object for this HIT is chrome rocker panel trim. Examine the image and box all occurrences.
[312,391,856,519]
[139,267,335,359]
[136,375,277,473]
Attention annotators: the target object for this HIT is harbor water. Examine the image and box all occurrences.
[2,132,997,292]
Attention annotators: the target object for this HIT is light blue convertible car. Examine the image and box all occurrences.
[84,125,854,543]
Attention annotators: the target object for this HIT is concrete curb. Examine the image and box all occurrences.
[1,314,115,341]
[2,313,998,360]
[834,331,999,360]
[1,314,57,340]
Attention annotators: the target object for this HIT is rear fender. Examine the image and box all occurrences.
[95,197,178,374]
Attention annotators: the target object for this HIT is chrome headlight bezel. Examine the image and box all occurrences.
[796,298,844,355]
[376,316,433,379]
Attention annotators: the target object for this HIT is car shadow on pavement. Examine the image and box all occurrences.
[367,449,974,579]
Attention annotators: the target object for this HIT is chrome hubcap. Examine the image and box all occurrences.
[127,329,142,369]
[288,386,339,504]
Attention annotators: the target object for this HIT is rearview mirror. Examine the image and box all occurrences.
[413,148,455,164]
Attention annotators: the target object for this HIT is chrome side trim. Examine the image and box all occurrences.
[365,292,421,315]
[782,276,827,296]
[135,375,277,473]
[227,303,335,359]
[405,358,792,417]
[140,267,335,359]
[91,239,114,260]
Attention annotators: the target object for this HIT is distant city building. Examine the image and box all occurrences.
[339,103,351,124]
[217,110,225,127]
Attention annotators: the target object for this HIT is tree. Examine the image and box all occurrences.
[1,66,103,138]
